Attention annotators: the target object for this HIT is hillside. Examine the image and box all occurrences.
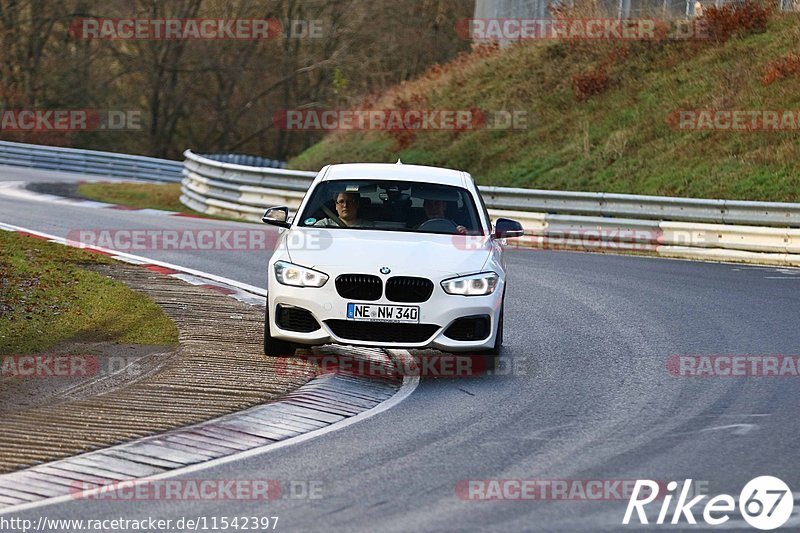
[289,11,800,202]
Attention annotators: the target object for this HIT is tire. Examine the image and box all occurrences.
[264,307,295,357]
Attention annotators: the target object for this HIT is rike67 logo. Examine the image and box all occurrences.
[623,477,794,530]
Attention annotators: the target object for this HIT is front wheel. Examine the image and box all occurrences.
[264,307,295,357]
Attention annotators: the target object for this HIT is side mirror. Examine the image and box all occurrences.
[494,218,524,239]
[262,206,291,228]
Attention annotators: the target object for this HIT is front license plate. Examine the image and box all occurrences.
[346,303,419,323]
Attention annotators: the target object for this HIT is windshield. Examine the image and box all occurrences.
[297,179,484,235]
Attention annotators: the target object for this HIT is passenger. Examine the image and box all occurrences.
[419,198,467,234]
[314,192,375,228]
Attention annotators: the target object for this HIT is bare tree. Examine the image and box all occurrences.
[0,0,472,158]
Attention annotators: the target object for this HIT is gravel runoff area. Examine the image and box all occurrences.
[0,262,317,474]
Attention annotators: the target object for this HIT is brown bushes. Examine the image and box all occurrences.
[572,70,611,102]
[700,1,772,43]
[762,53,800,86]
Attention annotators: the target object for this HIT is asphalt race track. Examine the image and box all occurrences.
[2,166,799,531]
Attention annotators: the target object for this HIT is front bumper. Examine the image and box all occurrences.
[268,270,504,351]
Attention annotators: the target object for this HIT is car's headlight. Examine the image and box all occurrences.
[441,272,499,296]
[274,261,329,288]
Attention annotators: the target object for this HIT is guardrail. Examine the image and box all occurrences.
[180,150,315,219]
[183,149,800,227]
[180,150,800,267]
[479,188,800,227]
[0,141,795,266]
[0,140,183,182]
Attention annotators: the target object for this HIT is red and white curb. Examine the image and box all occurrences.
[0,221,266,306]
[0,222,419,515]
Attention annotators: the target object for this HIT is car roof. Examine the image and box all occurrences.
[321,163,467,188]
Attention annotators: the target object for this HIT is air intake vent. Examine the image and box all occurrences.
[276,304,320,333]
[325,320,438,343]
[443,315,490,341]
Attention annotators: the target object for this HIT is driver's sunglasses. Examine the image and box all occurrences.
[336,199,358,206]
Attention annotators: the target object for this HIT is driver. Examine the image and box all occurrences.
[420,199,467,234]
[314,192,375,228]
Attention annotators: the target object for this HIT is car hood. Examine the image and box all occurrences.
[282,227,492,277]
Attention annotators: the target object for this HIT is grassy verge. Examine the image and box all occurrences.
[290,13,800,202]
[76,182,246,221]
[0,231,179,354]
[77,182,192,213]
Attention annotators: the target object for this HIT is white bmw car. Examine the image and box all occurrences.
[261,162,523,357]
